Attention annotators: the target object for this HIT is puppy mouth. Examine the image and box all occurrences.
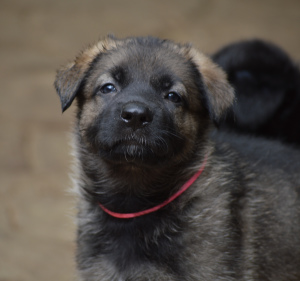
[104,136,169,164]
[114,138,157,157]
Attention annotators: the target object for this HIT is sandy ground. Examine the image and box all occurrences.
[1,0,300,280]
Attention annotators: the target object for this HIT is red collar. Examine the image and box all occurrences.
[98,155,208,219]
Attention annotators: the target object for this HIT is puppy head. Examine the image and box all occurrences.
[54,36,234,167]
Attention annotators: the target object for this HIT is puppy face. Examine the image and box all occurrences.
[78,40,207,166]
[55,36,234,168]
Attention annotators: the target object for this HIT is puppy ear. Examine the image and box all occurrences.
[54,62,88,112]
[54,36,118,112]
[188,48,235,123]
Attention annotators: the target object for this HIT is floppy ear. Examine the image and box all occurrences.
[187,47,235,123]
[54,36,119,112]
[54,62,88,112]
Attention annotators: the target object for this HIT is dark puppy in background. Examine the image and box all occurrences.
[212,39,300,145]
[55,36,300,280]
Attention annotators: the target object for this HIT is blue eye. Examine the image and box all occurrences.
[100,83,117,94]
[166,92,182,103]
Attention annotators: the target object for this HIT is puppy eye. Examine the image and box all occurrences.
[100,83,117,94]
[165,92,182,103]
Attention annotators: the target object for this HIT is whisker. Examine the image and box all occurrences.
[157,128,184,141]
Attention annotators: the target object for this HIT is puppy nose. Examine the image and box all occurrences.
[120,102,153,129]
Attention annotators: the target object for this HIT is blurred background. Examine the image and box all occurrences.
[1,0,300,280]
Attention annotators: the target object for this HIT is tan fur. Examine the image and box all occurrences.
[74,37,119,67]
[187,48,235,119]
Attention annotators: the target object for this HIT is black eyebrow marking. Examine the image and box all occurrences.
[151,74,174,92]
[111,66,127,86]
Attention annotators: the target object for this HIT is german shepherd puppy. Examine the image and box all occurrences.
[55,36,300,281]
[212,39,300,146]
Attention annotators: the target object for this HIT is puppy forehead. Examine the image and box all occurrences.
[91,42,194,83]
